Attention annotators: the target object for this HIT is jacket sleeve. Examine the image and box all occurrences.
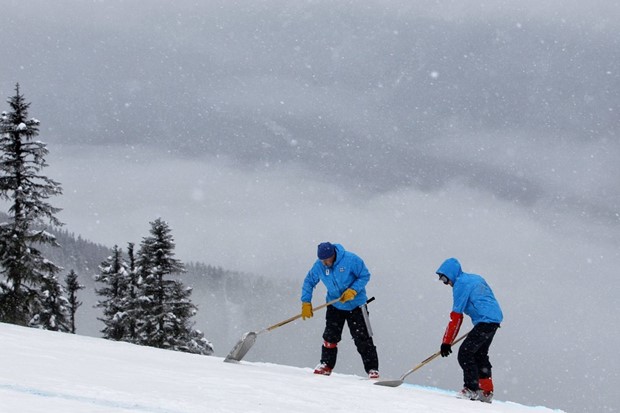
[442,311,464,344]
[301,266,319,303]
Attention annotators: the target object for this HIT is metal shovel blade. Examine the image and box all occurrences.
[374,379,404,387]
[224,331,257,363]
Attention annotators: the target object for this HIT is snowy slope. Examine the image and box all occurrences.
[0,323,565,413]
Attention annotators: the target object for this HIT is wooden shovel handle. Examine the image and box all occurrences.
[264,298,341,332]
[402,332,470,378]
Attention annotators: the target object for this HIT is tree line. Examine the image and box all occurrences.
[0,84,211,355]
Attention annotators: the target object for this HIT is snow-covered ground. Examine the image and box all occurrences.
[0,323,565,413]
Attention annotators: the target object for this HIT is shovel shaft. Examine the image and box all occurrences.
[399,332,469,380]
[264,298,340,333]
[375,331,470,386]
[224,298,341,362]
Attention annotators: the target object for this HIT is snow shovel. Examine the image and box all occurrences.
[224,298,341,363]
[374,332,469,387]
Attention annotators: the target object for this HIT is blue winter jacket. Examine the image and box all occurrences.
[436,258,503,325]
[301,244,370,311]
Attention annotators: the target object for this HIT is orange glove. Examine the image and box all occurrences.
[301,302,313,319]
[340,288,357,303]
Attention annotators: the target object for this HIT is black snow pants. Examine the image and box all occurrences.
[320,304,379,373]
[457,322,500,391]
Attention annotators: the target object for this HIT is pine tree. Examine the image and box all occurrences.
[134,218,213,354]
[0,84,64,326]
[64,269,84,334]
[94,245,129,340]
[29,273,70,332]
[122,242,140,342]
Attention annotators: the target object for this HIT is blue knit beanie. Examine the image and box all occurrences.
[317,242,336,259]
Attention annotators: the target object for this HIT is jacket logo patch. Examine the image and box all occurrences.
[339,267,345,272]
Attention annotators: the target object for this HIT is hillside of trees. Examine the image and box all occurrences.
[0,86,299,357]
[3,209,301,355]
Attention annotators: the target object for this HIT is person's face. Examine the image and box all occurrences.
[321,255,336,267]
[438,273,453,287]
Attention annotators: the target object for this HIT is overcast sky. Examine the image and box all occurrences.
[1,2,619,412]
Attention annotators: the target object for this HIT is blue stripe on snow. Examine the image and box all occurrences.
[0,383,186,413]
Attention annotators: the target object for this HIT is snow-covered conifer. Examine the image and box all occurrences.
[122,242,140,342]
[29,273,71,332]
[64,269,84,334]
[133,218,213,355]
[0,84,64,327]
[95,245,130,341]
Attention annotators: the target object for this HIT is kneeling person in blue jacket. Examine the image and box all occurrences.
[301,242,380,379]
[436,257,503,403]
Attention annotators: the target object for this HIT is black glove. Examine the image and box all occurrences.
[440,343,452,357]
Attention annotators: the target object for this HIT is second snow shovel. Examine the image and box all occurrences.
[224,298,340,363]
[374,331,469,387]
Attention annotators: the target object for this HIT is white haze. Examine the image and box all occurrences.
[48,143,618,276]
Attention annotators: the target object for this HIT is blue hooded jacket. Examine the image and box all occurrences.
[436,258,503,325]
[301,244,370,311]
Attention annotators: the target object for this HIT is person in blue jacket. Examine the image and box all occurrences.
[301,242,380,379]
[436,257,503,403]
